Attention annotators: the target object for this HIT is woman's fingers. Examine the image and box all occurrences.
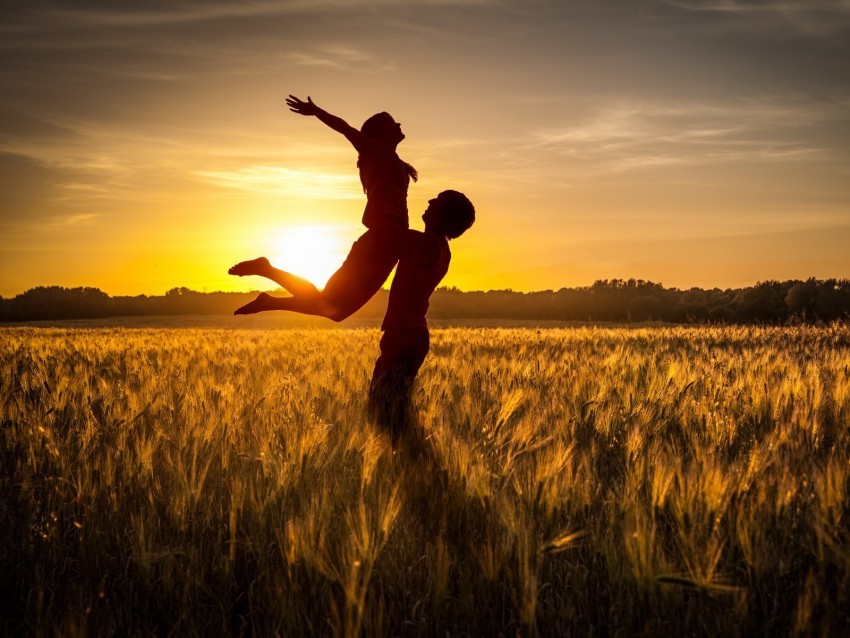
[285,95,313,115]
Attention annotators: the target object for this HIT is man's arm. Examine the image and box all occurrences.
[286,95,371,153]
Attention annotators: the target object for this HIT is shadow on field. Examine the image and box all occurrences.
[376,399,498,569]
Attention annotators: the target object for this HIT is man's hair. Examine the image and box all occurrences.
[436,190,475,239]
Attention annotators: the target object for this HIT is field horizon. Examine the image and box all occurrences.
[4,278,850,326]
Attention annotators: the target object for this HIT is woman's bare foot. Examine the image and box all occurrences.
[228,257,271,277]
[234,292,276,315]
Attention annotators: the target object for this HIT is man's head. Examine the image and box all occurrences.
[423,190,475,239]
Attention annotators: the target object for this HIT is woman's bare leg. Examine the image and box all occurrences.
[234,291,340,319]
[229,257,320,298]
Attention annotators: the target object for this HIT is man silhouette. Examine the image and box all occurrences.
[368,190,475,447]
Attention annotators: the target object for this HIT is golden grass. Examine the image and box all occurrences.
[1,325,849,636]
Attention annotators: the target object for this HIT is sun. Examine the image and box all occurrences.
[270,225,347,288]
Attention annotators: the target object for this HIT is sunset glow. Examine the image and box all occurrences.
[269,226,348,289]
[1,1,849,296]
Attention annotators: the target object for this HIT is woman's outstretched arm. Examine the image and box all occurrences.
[286,95,368,152]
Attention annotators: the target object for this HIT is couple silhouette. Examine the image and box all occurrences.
[230,96,475,446]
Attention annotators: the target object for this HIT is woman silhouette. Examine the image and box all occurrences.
[230,95,417,320]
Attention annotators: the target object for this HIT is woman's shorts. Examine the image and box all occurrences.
[321,228,401,320]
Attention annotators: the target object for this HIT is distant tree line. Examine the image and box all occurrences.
[1,278,849,324]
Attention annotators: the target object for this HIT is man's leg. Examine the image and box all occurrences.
[369,366,414,443]
[368,328,430,446]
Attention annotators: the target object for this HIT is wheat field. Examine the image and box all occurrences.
[1,325,849,636]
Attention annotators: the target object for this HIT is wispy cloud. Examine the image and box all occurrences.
[524,97,847,175]
[666,0,849,13]
[2,2,333,31]
[197,166,362,199]
[0,115,184,203]
[2,0,496,33]
[664,0,850,35]
[57,212,98,227]
[0,212,100,243]
[286,47,396,72]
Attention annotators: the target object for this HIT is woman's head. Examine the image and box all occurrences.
[361,112,404,146]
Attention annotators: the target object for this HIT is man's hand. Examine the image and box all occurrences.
[286,95,319,116]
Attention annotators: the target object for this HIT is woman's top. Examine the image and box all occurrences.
[358,143,411,231]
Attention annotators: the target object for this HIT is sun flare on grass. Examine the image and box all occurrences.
[270,225,347,288]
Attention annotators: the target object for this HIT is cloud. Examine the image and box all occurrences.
[1,0,495,34]
[0,2,334,32]
[0,152,60,220]
[666,0,848,13]
[523,97,848,175]
[197,166,362,199]
[0,211,101,245]
[286,47,397,72]
[663,0,850,35]
[54,212,99,227]
[0,116,172,202]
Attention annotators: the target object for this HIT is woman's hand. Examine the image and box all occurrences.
[286,95,319,116]
[285,94,358,145]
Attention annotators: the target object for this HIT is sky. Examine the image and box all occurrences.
[1,0,849,297]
